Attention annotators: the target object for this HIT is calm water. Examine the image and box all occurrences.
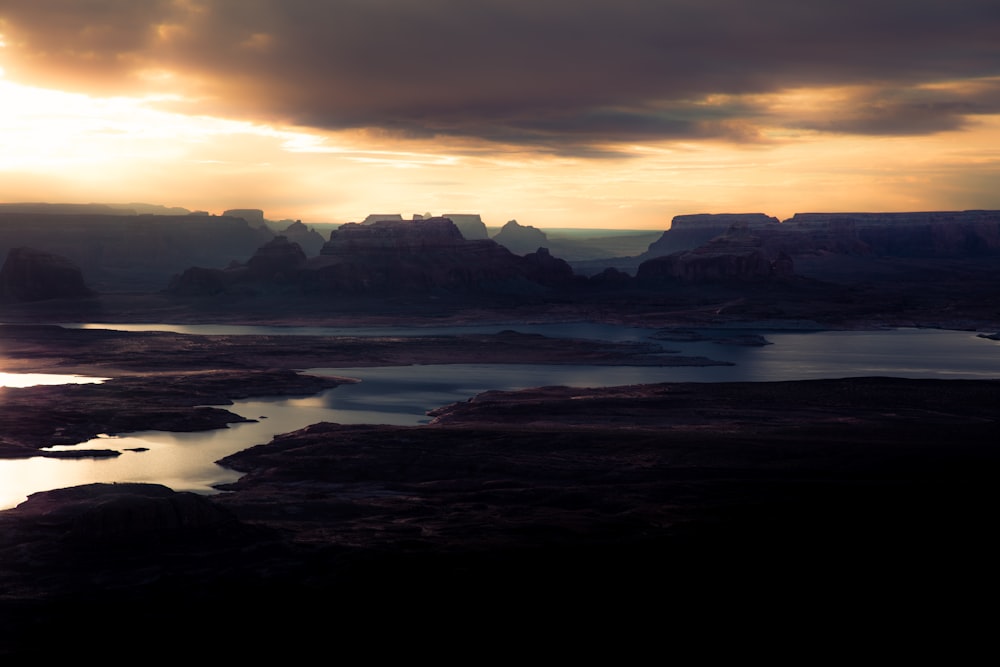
[1,324,998,509]
[0,372,108,388]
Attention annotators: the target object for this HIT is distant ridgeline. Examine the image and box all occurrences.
[0,204,327,292]
[3,203,1000,298]
[572,210,1000,279]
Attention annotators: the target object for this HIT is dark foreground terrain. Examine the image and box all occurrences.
[2,340,999,656]
[2,285,999,656]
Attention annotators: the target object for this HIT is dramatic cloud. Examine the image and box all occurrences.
[2,0,1000,153]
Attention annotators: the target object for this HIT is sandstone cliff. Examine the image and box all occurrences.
[630,210,1000,285]
[642,213,781,259]
[784,211,1000,257]
[637,223,794,284]
[441,213,490,240]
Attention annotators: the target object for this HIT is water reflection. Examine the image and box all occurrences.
[1,326,997,510]
[0,372,107,388]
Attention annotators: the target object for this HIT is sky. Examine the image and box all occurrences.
[1,0,1000,230]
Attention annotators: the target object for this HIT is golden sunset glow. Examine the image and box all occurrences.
[2,1,1000,229]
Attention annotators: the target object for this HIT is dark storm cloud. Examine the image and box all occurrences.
[792,78,1000,136]
[2,0,1000,151]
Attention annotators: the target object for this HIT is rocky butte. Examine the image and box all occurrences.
[168,217,578,297]
[0,247,94,302]
[309,217,576,293]
[360,212,490,240]
[642,213,782,257]
[637,222,795,284]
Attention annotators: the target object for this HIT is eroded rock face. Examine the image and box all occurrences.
[310,217,576,293]
[785,211,1000,257]
[0,246,94,301]
[321,217,469,255]
[441,213,490,240]
[637,223,794,284]
[642,213,780,258]
[169,218,581,296]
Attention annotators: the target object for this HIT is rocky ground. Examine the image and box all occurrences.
[2,281,999,657]
[1,376,998,657]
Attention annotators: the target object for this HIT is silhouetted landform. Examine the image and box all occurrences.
[3,374,998,652]
[319,217,577,292]
[0,247,94,302]
[168,217,579,297]
[492,218,550,255]
[360,213,405,224]
[572,209,1000,277]
[275,219,326,255]
[636,210,1000,289]
[160,208,1000,312]
[0,211,276,291]
[636,222,796,283]
[440,213,490,240]
[360,212,490,240]
[646,213,782,257]
[223,208,267,228]
[0,201,195,216]
[2,203,1000,330]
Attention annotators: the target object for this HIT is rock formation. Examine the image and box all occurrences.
[310,217,577,293]
[0,212,275,292]
[0,246,94,301]
[363,213,490,240]
[246,236,308,276]
[784,211,1000,257]
[168,217,581,297]
[637,222,794,284]
[620,210,1000,286]
[168,236,308,295]
[441,213,490,240]
[223,208,267,228]
[277,220,326,256]
[641,213,781,259]
[361,214,405,225]
[492,219,550,255]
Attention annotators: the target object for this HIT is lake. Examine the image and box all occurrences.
[1,324,998,509]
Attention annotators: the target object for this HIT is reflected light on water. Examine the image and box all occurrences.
[0,372,108,388]
[1,326,998,510]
